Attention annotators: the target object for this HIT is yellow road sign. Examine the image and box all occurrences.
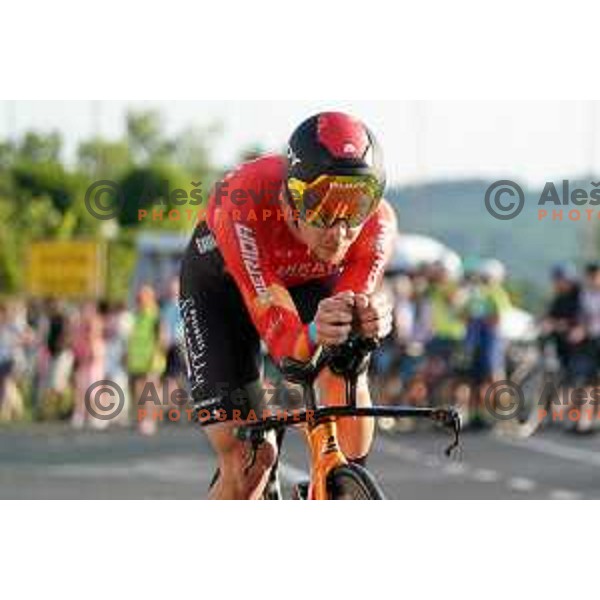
[26,241,105,299]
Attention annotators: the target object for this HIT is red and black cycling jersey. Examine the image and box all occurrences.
[204,154,398,363]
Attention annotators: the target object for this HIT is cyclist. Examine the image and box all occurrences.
[180,112,397,499]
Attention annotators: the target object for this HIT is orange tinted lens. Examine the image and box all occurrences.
[304,178,378,227]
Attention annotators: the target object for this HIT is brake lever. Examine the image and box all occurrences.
[431,408,462,458]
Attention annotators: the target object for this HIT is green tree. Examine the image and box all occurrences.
[77,137,132,180]
[0,194,63,293]
[171,124,220,176]
[0,109,225,294]
[11,161,85,215]
[18,131,62,163]
[105,232,137,302]
[116,163,198,231]
[0,140,16,170]
[126,109,170,164]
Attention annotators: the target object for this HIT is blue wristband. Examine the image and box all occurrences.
[308,321,318,345]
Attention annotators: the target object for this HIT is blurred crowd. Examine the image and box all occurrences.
[372,258,513,428]
[4,259,600,435]
[537,262,600,432]
[373,258,600,433]
[0,278,186,435]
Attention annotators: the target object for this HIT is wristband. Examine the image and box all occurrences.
[308,321,318,346]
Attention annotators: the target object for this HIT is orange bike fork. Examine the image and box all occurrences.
[306,419,347,500]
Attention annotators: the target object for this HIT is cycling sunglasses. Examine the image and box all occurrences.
[287,174,384,229]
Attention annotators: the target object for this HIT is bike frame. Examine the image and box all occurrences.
[239,338,461,499]
[294,406,455,499]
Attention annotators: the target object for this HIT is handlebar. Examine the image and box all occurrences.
[234,405,462,458]
[235,333,462,458]
[279,333,379,385]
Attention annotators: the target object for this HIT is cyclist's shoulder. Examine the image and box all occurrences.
[353,198,398,247]
[343,200,397,267]
[207,154,285,229]
[222,153,286,186]
[375,197,397,224]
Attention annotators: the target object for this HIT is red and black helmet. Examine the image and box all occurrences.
[285,112,386,228]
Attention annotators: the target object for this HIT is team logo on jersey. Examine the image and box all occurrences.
[179,296,209,394]
[195,232,217,255]
[234,223,268,295]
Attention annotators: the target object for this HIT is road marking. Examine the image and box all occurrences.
[472,468,501,483]
[424,455,443,469]
[441,462,469,476]
[378,434,544,496]
[499,436,600,468]
[375,437,432,463]
[46,457,210,484]
[49,455,310,488]
[284,433,591,499]
[47,464,132,479]
[379,437,475,481]
[507,477,537,493]
[548,489,582,500]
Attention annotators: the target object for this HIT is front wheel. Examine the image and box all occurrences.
[326,464,385,499]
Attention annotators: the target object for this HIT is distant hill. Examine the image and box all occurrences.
[386,178,599,307]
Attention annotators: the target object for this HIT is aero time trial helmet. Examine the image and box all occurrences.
[285,111,386,228]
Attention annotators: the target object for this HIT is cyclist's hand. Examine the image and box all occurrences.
[354,291,393,340]
[314,291,355,346]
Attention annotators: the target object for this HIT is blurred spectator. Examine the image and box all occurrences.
[423,261,466,382]
[371,277,409,402]
[565,262,600,431]
[71,302,106,429]
[128,285,164,436]
[25,299,47,411]
[373,272,433,431]
[0,301,25,421]
[409,264,434,347]
[463,259,511,425]
[541,263,581,381]
[41,300,74,420]
[160,277,186,417]
[101,301,132,427]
